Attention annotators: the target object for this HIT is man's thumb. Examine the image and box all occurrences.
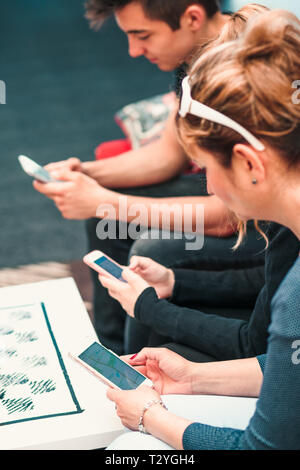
[51,169,76,182]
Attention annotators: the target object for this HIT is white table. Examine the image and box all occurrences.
[0,277,124,450]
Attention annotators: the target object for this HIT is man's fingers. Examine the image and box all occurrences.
[45,158,80,172]
[50,169,79,182]
[33,170,81,196]
[44,161,67,171]
[33,180,70,197]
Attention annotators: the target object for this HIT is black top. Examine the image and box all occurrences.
[134,223,300,360]
[174,65,188,97]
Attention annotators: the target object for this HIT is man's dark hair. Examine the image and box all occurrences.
[85,0,221,31]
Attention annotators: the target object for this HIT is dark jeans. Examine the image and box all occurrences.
[86,173,266,355]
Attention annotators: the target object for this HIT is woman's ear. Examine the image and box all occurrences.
[232,144,266,186]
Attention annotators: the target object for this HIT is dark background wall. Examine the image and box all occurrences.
[0,0,173,268]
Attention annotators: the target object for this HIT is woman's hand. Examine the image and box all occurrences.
[129,256,175,299]
[98,256,175,317]
[126,348,195,395]
[98,268,150,317]
[107,385,161,431]
[107,349,196,448]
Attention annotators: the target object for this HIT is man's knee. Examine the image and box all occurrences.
[85,217,98,236]
[129,230,161,261]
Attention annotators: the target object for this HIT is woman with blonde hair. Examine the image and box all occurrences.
[103,9,300,450]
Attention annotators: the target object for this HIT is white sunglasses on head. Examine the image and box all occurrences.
[179,76,265,152]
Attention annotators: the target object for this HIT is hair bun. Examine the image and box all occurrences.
[237,9,300,63]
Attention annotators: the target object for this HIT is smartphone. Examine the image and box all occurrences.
[70,341,152,390]
[83,250,127,283]
[18,155,59,183]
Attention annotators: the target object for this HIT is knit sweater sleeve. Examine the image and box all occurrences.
[134,286,268,360]
[182,258,300,450]
[171,266,264,309]
[256,354,267,372]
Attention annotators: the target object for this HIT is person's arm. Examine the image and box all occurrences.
[130,347,263,399]
[33,170,236,236]
[117,278,300,451]
[134,284,269,360]
[127,256,264,308]
[143,355,263,450]
[107,350,263,450]
[183,261,300,450]
[190,357,263,397]
[98,264,269,359]
[81,108,189,188]
[97,191,236,236]
[171,265,265,309]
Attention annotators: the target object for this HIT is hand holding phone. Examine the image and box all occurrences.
[83,250,127,283]
[70,341,152,390]
[18,155,59,183]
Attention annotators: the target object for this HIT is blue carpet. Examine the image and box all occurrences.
[0,0,172,268]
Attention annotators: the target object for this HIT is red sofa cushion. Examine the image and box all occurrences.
[95,139,132,160]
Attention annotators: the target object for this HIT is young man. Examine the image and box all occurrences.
[36,0,232,231]
[33,1,266,354]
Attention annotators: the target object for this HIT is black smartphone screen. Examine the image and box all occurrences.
[78,342,146,390]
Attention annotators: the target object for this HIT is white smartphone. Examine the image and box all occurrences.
[70,341,152,390]
[83,250,127,283]
[18,155,59,183]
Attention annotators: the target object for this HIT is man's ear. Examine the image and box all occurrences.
[232,144,266,185]
[180,5,206,31]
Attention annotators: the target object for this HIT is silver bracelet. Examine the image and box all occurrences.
[138,399,168,434]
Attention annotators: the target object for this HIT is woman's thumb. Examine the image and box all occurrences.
[122,267,141,283]
[106,387,119,402]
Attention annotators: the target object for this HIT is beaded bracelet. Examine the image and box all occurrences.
[138,399,168,434]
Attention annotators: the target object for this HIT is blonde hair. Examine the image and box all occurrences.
[178,9,300,248]
[193,4,270,61]
[215,3,270,42]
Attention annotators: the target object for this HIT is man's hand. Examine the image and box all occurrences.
[33,170,109,220]
[45,157,83,174]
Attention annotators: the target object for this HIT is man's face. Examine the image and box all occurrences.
[115,2,199,71]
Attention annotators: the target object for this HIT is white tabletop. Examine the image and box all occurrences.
[0,277,124,450]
